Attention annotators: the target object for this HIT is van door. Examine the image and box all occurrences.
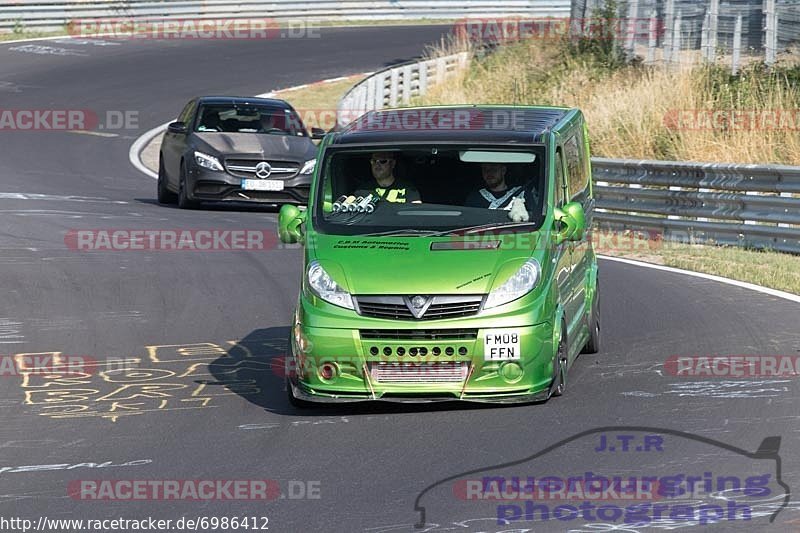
[564,131,591,343]
[553,148,578,336]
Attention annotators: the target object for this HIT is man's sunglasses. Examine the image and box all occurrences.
[371,158,393,165]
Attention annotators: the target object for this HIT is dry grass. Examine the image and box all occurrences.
[277,75,366,131]
[420,39,800,165]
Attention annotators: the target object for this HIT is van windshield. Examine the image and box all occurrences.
[314,145,547,236]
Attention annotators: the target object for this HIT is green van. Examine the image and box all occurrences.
[278,106,599,405]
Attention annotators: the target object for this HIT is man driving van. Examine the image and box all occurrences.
[353,151,421,203]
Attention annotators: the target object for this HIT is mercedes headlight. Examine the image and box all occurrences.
[194,151,224,171]
[484,259,541,309]
[299,158,316,175]
[306,260,354,310]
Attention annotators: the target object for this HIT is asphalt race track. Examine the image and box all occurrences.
[1,26,799,533]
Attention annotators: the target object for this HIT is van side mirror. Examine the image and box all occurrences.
[552,201,586,244]
[310,127,326,140]
[564,201,586,240]
[278,204,306,244]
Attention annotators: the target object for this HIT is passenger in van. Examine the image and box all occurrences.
[353,152,421,203]
[464,163,530,209]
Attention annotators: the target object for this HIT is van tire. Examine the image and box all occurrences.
[582,292,601,354]
[551,327,568,397]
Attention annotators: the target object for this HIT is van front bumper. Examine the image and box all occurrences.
[288,322,556,404]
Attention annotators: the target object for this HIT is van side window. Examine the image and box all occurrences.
[564,132,589,201]
[555,149,567,207]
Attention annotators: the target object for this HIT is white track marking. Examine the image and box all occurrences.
[128,120,172,179]
[598,255,800,304]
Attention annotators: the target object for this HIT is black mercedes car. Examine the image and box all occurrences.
[157,96,324,208]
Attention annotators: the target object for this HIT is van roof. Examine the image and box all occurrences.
[332,105,571,145]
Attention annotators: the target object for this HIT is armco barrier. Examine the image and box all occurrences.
[0,0,570,33]
[593,158,800,254]
[337,52,469,128]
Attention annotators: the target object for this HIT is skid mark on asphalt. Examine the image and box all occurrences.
[622,380,793,399]
[0,318,24,344]
[239,416,359,431]
[8,44,88,57]
[50,39,120,48]
[0,192,127,204]
[0,459,152,476]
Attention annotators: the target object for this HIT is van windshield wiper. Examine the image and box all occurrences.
[430,222,540,237]
[361,229,442,237]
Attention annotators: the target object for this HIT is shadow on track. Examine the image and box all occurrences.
[134,198,283,213]
[207,326,505,418]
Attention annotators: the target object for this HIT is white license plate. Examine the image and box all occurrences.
[241,179,284,191]
[483,329,521,361]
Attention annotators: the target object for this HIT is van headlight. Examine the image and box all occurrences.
[306,260,354,310]
[484,259,541,309]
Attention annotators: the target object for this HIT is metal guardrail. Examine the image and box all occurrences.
[0,0,570,33]
[336,52,469,128]
[593,158,800,254]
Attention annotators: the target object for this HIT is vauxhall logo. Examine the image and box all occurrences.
[404,295,432,319]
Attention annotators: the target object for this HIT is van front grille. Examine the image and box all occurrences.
[354,295,483,321]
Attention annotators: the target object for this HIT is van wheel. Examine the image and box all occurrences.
[551,329,568,397]
[582,293,601,354]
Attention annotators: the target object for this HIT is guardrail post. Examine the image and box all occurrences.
[435,57,446,85]
[624,0,639,59]
[401,64,413,105]
[765,0,777,66]
[376,72,388,110]
[663,0,675,63]
[389,69,400,107]
[366,76,376,114]
[732,14,743,75]
[646,10,658,64]
[708,0,719,61]
[671,11,682,67]
[418,60,429,96]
